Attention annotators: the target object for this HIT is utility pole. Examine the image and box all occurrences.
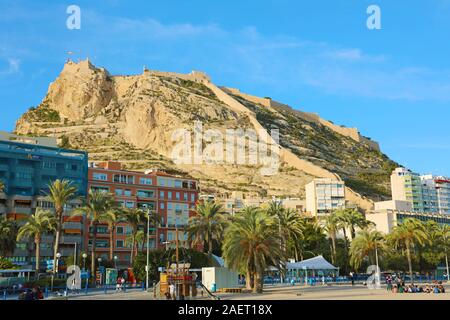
[146,209,151,292]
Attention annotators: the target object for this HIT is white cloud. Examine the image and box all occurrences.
[0,58,20,76]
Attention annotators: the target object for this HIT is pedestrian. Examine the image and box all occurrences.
[169,282,176,300]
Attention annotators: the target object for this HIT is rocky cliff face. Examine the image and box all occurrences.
[15,60,398,207]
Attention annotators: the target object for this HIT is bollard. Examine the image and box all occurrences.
[104,284,107,294]
[45,287,49,298]
[3,290,6,301]
[85,281,89,295]
[142,282,145,291]
[123,284,126,293]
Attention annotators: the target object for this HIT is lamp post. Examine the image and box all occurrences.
[97,257,102,285]
[82,253,87,271]
[51,252,61,291]
[146,209,151,292]
[114,255,118,269]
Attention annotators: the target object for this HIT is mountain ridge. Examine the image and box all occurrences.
[14,59,399,209]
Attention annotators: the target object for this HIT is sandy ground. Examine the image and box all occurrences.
[64,284,450,300]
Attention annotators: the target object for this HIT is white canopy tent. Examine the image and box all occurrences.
[286,255,338,271]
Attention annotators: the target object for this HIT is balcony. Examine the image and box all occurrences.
[60,236,82,244]
[63,222,83,230]
[13,207,32,215]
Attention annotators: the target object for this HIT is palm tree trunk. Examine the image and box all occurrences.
[53,214,62,274]
[109,227,114,261]
[406,244,414,284]
[35,236,40,273]
[331,235,337,265]
[130,235,136,265]
[208,240,213,256]
[245,270,252,290]
[91,222,97,277]
[254,262,263,293]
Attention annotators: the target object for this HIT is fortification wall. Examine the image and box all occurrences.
[144,70,210,83]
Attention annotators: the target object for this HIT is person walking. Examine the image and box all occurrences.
[169,282,176,300]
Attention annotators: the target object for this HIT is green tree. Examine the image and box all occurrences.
[266,201,305,260]
[0,180,4,193]
[76,190,115,275]
[349,228,384,270]
[46,179,78,274]
[122,208,146,265]
[387,218,428,284]
[222,207,283,293]
[98,208,125,260]
[16,208,57,272]
[323,213,339,265]
[187,201,227,255]
[0,218,18,257]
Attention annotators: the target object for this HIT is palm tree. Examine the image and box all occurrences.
[336,208,372,241]
[98,208,124,261]
[16,208,57,272]
[387,218,428,284]
[122,208,145,265]
[435,224,450,280]
[76,190,115,275]
[349,228,384,270]
[323,213,339,265]
[0,181,4,193]
[222,206,283,293]
[45,179,78,274]
[187,201,227,255]
[266,201,304,259]
[0,218,18,257]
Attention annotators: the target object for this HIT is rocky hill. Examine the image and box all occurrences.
[15,59,399,209]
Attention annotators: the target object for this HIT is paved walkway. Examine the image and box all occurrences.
[216,284,450,300]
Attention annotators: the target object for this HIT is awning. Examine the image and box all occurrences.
[286,255,338,270]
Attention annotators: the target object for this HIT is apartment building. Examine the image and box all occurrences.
[386,167,449,214]
[305,178,345,216]
[366,209,450,234]
[0,138,88,266]
[87,162,199,266]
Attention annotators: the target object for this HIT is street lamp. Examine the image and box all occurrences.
[51,252,61,292]
[114,255,118,269]
[145,209,152,292]
[98,257,102,267]
[82,253,87,271]
[56,252,61,273]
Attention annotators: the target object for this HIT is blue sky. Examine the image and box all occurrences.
[1,0,449,176]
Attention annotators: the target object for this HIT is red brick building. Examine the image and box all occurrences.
[86,161,199,267]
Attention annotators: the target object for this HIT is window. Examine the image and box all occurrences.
[116,227,124,235]
[140,177,152,185]
[160,191,164,199]
[42,161,56,169]
[175,180,182,188]
[168,191,172,200]
[93,173,107,181]
[91,186,109,193]
[116,240,124,248]
[115,188,123,196]
[184,193,188,201]
[160,203,165,210]
[191,194,195,202]
[125,201,134,208]
[176,192,180,200]
[158,178,165,187]
[113,174,134,184]
[124,189,132,196]
[137,190,154,198]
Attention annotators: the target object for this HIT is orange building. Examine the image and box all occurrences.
[86,161,199,268]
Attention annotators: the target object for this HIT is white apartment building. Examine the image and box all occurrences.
[305,178,345,216]
[384,167,450,214]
